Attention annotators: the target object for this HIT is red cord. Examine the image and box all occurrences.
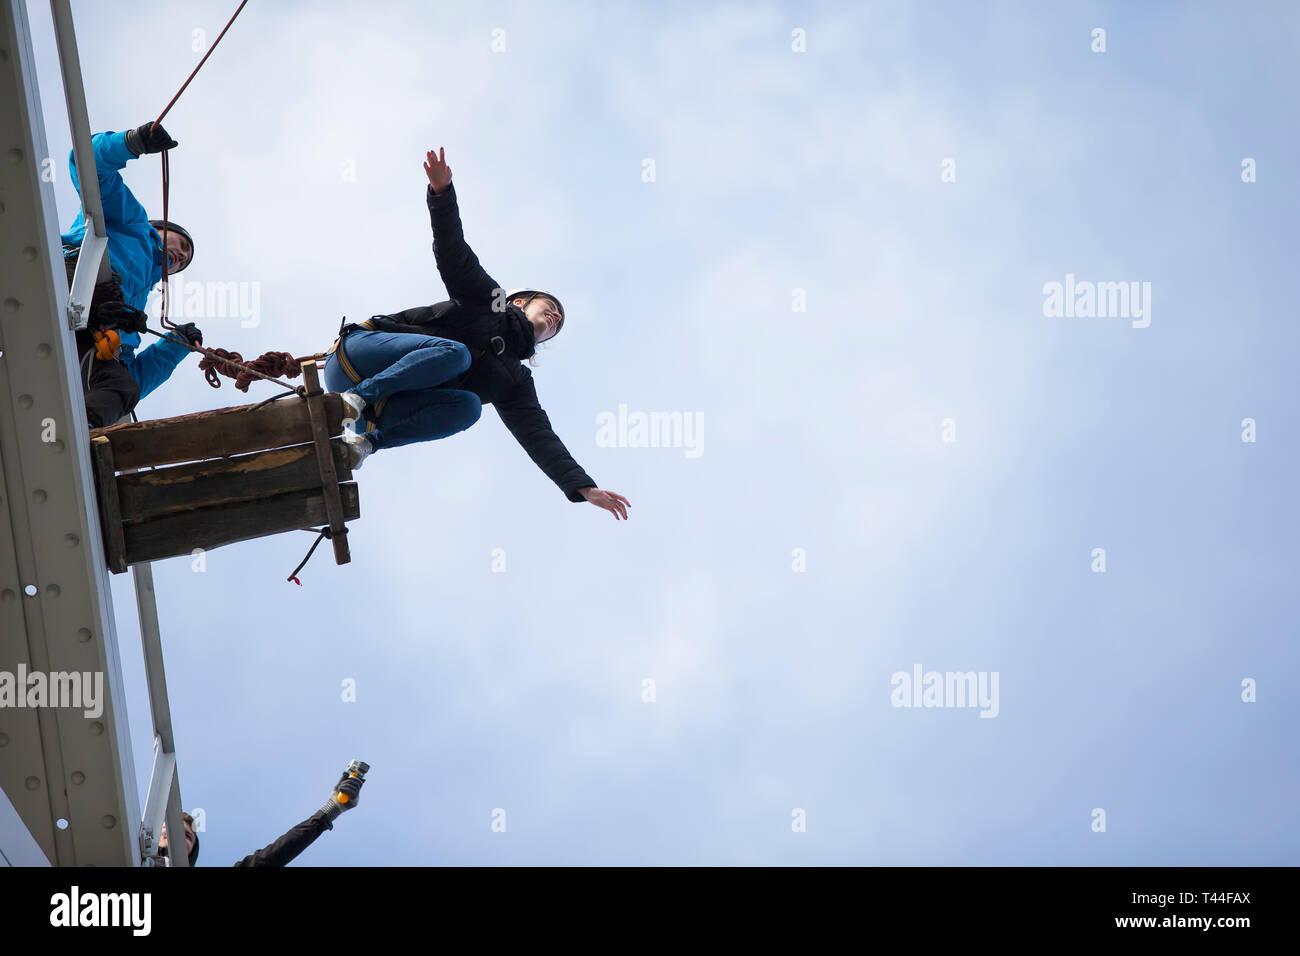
[141,2,315,398]
[153,0,250,129]
[159,146,170,326]
[150,0,249,328]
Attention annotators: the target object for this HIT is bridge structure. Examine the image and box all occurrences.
[0,0,188,867]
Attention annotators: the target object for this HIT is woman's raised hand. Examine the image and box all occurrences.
[424,147,452,194]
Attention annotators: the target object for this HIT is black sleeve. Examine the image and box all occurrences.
[494,369,596,503]
[427,182,501,305]
[232,810,332,868]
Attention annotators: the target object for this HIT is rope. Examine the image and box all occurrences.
[159,147,170,324]
[198,348,302,392]
[148,0,249,333]
[144,326,313,393]
[251,387,304,411]
[152,0,250,130]
[287,526,342,586]
[139,2,338,402]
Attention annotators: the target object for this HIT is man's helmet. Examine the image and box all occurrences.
[150,219,195,273]
[506,288,565,341]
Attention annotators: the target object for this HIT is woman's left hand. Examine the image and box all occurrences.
[581,487,630,520]
[424,147,452,194]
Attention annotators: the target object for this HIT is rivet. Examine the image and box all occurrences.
[55,818,69,830]
[101,815,116,829]
[65,533,80,547]
[0,590,14,603]
[24,776,40,791]
[89,721,104,736]
[70,771,85,784]
[3,298,19,313]
[32,489,46,503]
[76,627,92,643]
[17,394,32,408]
[22,584,37,597]
[51,439,65,453]
[37,342,51,357]
[0,733,9,747]
[46,584,60,598]
[6,148,22,165]
[21,246,36,261]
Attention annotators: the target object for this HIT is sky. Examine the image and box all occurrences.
[21,0,1300,865]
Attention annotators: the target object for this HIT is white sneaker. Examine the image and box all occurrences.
[339,390,366,431]
[342,431,373,471]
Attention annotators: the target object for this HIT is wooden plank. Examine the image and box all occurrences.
[300,361,350,565]
[89,436,128,574]
[116,440,352,523]
[122,483,360,566]
[90,394,344,470]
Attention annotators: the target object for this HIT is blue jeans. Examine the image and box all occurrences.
[323,330,482,452]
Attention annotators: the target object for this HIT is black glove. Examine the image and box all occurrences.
[337,774,363,808]
[172,322,202,346]
[320,771,364,822]
[87,273,148,334]
[125,121,178,156]
[90,299,148,335]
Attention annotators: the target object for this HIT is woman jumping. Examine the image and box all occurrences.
[322,147,630,520]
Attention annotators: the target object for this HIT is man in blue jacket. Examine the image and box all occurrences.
[62,121,202,426]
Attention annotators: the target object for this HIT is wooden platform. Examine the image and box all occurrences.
[89,361,358,572]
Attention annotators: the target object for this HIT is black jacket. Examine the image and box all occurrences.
[358,183,596,503]
[233,810,332,867]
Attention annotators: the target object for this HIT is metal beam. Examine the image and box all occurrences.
[49,0,110,333]
[0,0,140,866]
[133,560,187,866]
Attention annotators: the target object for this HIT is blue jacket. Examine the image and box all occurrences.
[62,131,189,400]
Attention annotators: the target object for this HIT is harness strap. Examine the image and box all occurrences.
[326,322,385,432]
[325,317,498,433]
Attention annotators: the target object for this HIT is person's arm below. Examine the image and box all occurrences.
[232,769,364,867]
[423,147,501,305]
[232,811,333,868]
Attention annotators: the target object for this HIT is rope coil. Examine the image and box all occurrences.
[146,0,292,392]
[197,348,302,392]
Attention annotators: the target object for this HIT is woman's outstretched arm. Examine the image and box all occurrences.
[495,370,630,518]
[423,147,501,305]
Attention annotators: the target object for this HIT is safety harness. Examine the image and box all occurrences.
[324,314,518,432]
[324,318,387,433]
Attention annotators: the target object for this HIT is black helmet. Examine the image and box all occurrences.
[150,219,195,273]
